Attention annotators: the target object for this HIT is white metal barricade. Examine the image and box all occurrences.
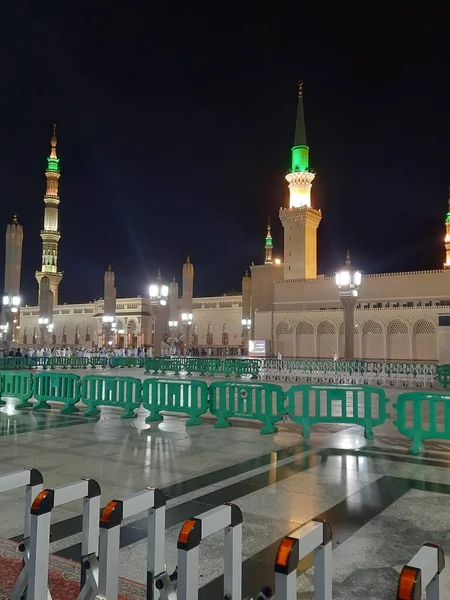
[24,478,101,600]
[397,542,444,600]
[82,487,166,600]
[156,502,243,600]
[1,468,43,600]
[0,467,43,539]
[274,518,332,600]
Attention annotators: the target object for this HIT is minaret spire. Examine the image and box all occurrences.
[279,82,322,280]
[444,187,450,269]
[35,125,63,305]
[264,217,273,264]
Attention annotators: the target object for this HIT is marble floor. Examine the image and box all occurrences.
[0,376,449,599]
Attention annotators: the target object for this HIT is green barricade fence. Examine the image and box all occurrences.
[436,365,450,389]
[394,392,450,454]
[0,370,33,408]
[109,356,145,369]
[33,372,81,413]
[142,378,209,426]
[284,384,390,439]
[89,356,108,369]
[208,380,285,434]
[0,357,29,370]
[80,375,141,419]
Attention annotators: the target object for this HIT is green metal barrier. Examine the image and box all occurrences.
[285,384,390,439]
[436,365,450,389]
[0,370,34,408]
[208,380,285,434]
[80,375,141,418]
[394,392,450,454]
[88,356,108,369]
[142,377,209,425]
[33,372,81,413]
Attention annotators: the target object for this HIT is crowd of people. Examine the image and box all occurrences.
[0,345,247,359]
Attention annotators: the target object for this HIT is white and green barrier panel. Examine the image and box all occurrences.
[394,391,450,454]
[142,378,209,425]
[209,381,285,434]
[80,374,142,418]
[2,370,450,454]
[144,357,261,378]
[284,384,389,439]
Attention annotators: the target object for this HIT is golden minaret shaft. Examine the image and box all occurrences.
[35,125,63,305]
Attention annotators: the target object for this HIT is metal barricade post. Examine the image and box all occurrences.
[158,502,243,600]
[397,542,444,600]
[25,478,101,600]
[0,468,43,540]
[88,488,166,600]
[2,468,44,600]
[274,518,332,600]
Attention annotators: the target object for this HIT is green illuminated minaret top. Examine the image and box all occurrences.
[291,80,309,173]
[47,123,60,174]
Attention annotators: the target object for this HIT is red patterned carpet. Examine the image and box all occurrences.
[0,537,146,599]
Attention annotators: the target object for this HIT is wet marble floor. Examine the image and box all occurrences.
[0,376,449,599]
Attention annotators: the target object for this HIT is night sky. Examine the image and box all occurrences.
[1,3,449,305]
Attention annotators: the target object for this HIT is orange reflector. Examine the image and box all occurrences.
[31,490,50,511]
[100,501,118,524]
[178,519,197,545]
[275,537,296,568]
[397,566,419,600]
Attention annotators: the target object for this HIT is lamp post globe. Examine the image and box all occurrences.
[335,251,361,360]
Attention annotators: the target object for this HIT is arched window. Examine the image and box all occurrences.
[414,320,436,334]
[276,322,294,335]
[387,320,408,335]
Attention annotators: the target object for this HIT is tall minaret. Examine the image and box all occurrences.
[4,215,23,300]
[169,277,179,320]
[444,187,450,269]
[264,217,273,265]
[279,81,322,280]
[35,125,63,305]
[182,255,194,309]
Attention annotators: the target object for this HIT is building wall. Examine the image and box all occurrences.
[192,295,242,346]
[19,294,244,348]
[273,270,450,311]
[255,306,444,362]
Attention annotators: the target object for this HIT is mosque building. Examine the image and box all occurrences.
[5,86,450,362]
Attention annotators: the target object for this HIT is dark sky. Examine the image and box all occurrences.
[1,2,449,305]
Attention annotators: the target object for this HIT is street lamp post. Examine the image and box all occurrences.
[181,312,193,355]
[149,277,169,356]
[2,294,20,352]
[38,317,53,347]
[168,319,178,354]
[335,251,362,360]
[241,318,251,352]
[102,315,115,347]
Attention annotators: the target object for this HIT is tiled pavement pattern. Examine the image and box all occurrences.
[1,377,450,599]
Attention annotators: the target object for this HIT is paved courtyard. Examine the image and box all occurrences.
[0,368,449,599]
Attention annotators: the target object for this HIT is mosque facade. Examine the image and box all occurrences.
[6,88,450,361]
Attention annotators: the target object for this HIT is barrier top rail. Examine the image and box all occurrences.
[160,502,243,600]
[26,478,101,600]
[0,467,43,542]
[274,519,332,600]
[94,487,166,600]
